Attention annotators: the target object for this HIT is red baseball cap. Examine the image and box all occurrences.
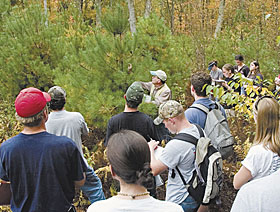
[15,87,51,118]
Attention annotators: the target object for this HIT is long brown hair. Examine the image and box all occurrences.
[253,97,280,156]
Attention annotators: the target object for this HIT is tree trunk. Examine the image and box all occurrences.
[126,0,137,34]
[44,0,48,26]
[75,0,82,13]
[214,0,225,38]
[95,0,102,27]
[144,0,152,18]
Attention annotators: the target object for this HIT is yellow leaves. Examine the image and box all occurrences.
[96,165,111,181]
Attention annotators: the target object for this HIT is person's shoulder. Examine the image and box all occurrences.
[87,197,116,212]
[65,111,85,119]
[46,132,76,146]
[0,134,21,149]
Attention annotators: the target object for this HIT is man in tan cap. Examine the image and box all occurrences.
[148,100,202,211]
[140,70,171,106]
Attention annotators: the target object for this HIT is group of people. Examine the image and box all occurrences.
[0,65,280,212]
[208,55,264,96]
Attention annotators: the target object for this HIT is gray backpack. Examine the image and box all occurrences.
[190,103,234,159]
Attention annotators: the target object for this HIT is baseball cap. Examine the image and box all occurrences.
[150,70,167,81]
[208,61,216,71]
[154,100,184,125]
[48,86,66,100]
[15,87,51,118]
[125,82,144,102]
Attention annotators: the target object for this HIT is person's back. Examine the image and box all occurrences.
[0,87,86,212]
[47,110,88,154]
[231,168,280,212]
[105,82,167,146]
[184,72,226,129]
[46,86,105,204]
[88,130,183,212]
[88,196,182,212]
[0,133,84,212]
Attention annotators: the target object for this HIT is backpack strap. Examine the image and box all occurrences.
[190,102,221,114]
[190,104,209,114]
[173,124,204,145]
[173,124,205,187]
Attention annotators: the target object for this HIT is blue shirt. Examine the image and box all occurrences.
[0,132,87,212]
[184,98,226,129]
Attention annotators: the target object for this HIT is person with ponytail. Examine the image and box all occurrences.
[233,96,280,190]
[87,130,183,212]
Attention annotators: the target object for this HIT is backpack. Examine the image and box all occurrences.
[190,103,234,159]
[173,124,223,205]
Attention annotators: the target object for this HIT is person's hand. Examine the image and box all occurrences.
[148,140,159,151]
[143,94,151,103]
[222,81,231,90]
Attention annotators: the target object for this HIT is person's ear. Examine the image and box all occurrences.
[110,165,116,177]
[124,95,126,100]
[169,117,175,125]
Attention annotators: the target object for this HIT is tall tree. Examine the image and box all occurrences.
[126,0,137,34]
[214,0,225,38]
[44,0,47,26]
[95,0,101,26]
[144,0,151,18]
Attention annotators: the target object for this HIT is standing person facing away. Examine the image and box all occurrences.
[87,130,183,212]
[104,82,165,146]
[149,100,203,212]
[46,86,105,204]
[0,87,86,212]
[233,96,280,190]
[184,72,226,129]
[140,70,171,106]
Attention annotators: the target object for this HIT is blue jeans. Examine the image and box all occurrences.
[179,195,199,212]
[81,163,105,204]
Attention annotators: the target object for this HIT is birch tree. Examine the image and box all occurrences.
[214,0,225,38]
[95,0,101,26]
[144,0,152,18]
[126,0,137,34]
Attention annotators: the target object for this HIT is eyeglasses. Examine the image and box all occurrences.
[254,96,273,111]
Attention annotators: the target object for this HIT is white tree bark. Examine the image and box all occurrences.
[214,0,225,38]
[95,0,101,27]
[144,0,151,18]
[44,0,48,26]
[126,0,137,34]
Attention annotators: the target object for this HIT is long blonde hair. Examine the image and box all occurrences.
[253,97,280,155]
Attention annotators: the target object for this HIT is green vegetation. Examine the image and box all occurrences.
[0,0,280,211]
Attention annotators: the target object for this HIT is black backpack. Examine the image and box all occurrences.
[173,124,223,205]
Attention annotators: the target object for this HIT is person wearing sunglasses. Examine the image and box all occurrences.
[233,96,280,190]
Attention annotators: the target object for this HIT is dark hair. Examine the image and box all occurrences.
[160,79,166,84]
[252,61,260,72]
[126,99,141,108]
[107,130,154,189]
[49,99,66,110]
[235,55,244,61]
[191,72,212,97]
[222,64,234,73]
[208,60,218,67]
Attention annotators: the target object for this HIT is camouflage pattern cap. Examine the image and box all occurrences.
[125,82,144,102]
[154,100,184,125]
[48,86,66,100]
